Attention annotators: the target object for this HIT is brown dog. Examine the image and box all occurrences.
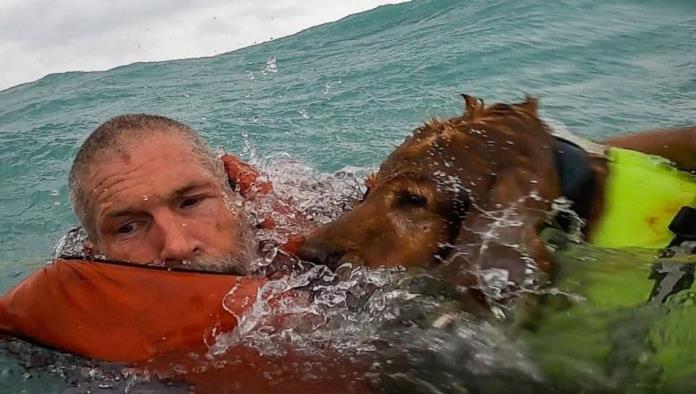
[298,96,567,282]
[298,95,695,285]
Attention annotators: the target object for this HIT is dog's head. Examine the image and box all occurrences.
[299,96,560,278]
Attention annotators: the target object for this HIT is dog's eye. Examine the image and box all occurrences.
[397,191,428,208]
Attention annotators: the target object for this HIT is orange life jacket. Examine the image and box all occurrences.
[0,259,371,393]
[0,258,262,362]
[222,153,308,253]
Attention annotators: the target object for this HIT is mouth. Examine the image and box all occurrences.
[146,253,251,275]
[326,254,370,271]
[297,242,360,270]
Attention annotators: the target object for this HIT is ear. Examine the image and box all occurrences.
[520,94,539,115]
[461,94,485,119]
[442,147,560,287]
[453,172,552,277]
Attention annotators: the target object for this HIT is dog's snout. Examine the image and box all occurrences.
[297,240,347,269]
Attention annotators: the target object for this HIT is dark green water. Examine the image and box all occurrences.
[0,0,695,391]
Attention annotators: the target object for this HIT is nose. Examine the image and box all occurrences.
[157,216,201,264]
[297,238,347,269]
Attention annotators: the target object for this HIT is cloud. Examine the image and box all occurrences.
[0,0,406,91]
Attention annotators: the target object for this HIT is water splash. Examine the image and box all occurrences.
[207,259,544,391]
[261,56,278,75]
[51,227,89,261]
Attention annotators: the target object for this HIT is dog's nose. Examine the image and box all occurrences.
[297,241,346,269]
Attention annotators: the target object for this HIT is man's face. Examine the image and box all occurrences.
[83,132,254,272]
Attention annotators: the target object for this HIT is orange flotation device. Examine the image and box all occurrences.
[222,154,309,253]
[0,260,372,393]
[0,155,303,362]
[0,259,263,362]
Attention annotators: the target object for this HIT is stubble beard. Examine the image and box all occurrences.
[175,213,258,275]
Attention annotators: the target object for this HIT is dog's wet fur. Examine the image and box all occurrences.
[299,95,570,284]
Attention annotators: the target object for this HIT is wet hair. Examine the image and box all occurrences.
[68,114,227,238]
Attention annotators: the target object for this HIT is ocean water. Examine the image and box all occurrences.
[0,0,695,391]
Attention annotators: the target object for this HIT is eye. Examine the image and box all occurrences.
[180,197,202,209]
[396,191,428,208]
[116,222,140,236]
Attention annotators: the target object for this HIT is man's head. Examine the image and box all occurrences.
[69,114,256,273]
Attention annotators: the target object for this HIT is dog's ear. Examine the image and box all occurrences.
[445,165,556,285]
[461,94,485,119]
[443,127,560,284]
[519,94,539,115]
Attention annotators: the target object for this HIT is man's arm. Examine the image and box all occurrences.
[604,126,696,171]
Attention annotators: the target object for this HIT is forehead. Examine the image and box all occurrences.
[84,133,217,199]
[377,131,460,181]
[95,132,204,169]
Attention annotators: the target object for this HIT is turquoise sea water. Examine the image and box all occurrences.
[0,0,695,391]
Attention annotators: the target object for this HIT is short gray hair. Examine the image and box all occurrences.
[68,114,226,238]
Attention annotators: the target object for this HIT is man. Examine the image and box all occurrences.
[0,113,365,391]
[68,114,258,274]
[0,114,291,364]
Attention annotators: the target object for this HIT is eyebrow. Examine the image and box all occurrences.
[106,210,139,219]
[104,182,215,219]
[170,181,214,198]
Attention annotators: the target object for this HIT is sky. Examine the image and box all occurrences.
[0,0,407,91]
